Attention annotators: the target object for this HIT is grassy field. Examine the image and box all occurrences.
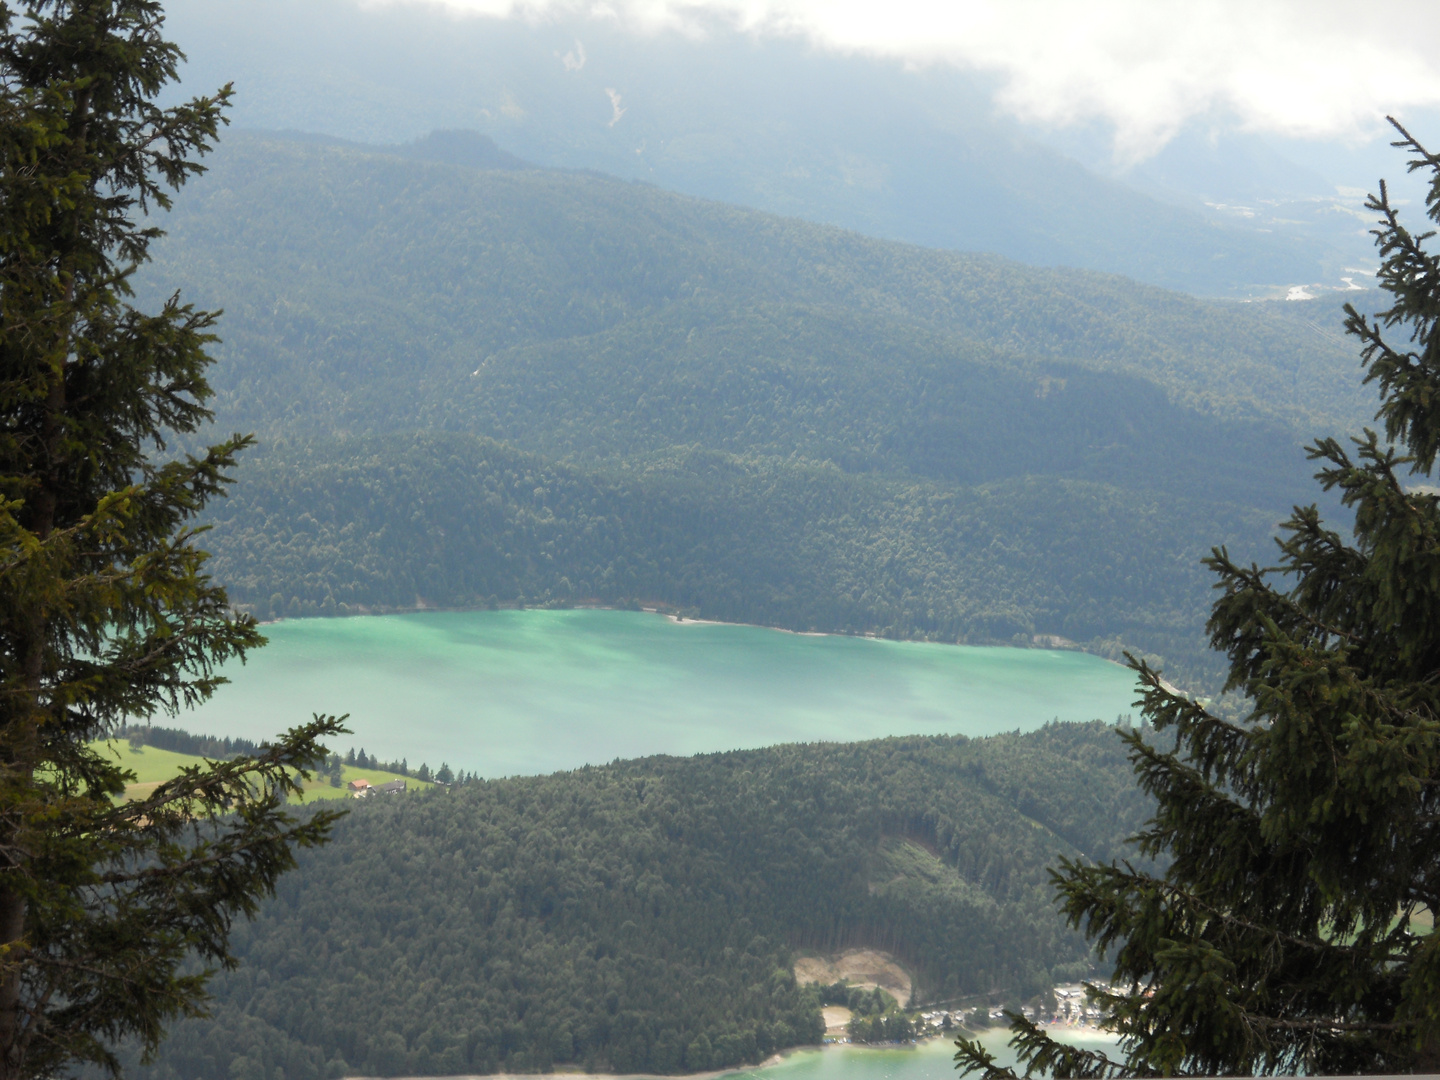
[90,740,418,804]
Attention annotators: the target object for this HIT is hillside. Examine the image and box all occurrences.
[207,432,1273,679]
[152,133,1371,439]
[95,743,414,806]
[126,724,1151,1080]
[136,132,1372,685]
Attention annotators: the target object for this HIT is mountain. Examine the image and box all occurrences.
[124,725,1151,1080]
[139,132,1373,686]
[1061,114,1440,294]
[159,0,1345,297]
[151,133,1375,440]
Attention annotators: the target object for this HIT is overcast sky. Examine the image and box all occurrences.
[371,0,1440,164]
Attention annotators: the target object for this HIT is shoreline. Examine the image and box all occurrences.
[254,602,1209,704]
[255,602,879,642]
[252,601,1167,693]
[254,601,1123,664]
[344,1028,1118,1080]
[249,602,1174,701]
[655,611,842,638]
[344,1039,944,1080]
[350,1048,798,1080]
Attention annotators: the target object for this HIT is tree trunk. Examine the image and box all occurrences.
[0,250,72,1075]
[0,887,26,1079]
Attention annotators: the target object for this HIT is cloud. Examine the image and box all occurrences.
[605,86,626,125]
[559,38,586,70]
[375,0,1440,162]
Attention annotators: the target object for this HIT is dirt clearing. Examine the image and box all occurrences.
[793,949,913,1006]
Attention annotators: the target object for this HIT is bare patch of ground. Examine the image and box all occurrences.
[821,1006,852,1035]
[793,948,913,1006]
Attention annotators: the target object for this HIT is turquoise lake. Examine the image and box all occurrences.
[720,1028,1118,1080]
[183,609,1141,777]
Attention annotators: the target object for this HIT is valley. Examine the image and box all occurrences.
[9,3,1427,1072]
[132,130,1378,690]
[106,123,1391,1080]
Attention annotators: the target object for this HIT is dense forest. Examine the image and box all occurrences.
[148,132,1372,439]
[127,723,1151,1080]
[208,431,1274,684]
[134,132,1372,687]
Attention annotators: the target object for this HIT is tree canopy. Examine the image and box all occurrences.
[956,118,1440,1079]
[0,3,339,1076]
[122,726,1151,1080]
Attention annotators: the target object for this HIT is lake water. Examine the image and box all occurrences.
[182,609,1140,777]
[726,1028,1120,1080]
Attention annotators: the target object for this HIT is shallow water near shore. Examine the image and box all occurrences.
[724,1028,1120,1080]
[181,609,1139,777]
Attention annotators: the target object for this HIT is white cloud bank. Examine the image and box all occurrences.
[372,0,1440,162]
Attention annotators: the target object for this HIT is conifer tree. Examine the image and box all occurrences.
[957,118,1440,1078]
[0,2,342,1077]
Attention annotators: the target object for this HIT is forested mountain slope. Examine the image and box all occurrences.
[139,133,1370,684]
[131,725,1150,1080]
[155,133,1369,438]
[208,433,1273,672]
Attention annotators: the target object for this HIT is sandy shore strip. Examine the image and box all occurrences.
[655,611,830,636]
[350,1037,985,1080]
[352,1050,793,1080]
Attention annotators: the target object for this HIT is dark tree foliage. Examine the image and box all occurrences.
[956,120,1440,1079]
[126,726,1150,1080]
[848,1012,916,1045]
[0,4,341,1077]
[816,983,897,1015]
[204,431,1276,689]
[119,723,262,760]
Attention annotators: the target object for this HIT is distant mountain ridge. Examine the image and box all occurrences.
[163,0,1346,298]
[392,129,529,171]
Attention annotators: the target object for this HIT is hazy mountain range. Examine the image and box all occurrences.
[160,0,1432,298]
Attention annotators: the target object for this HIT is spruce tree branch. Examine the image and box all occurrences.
[1387,116,1440,173]
[1250,1014,1409,1033]
[95,813,341,886]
